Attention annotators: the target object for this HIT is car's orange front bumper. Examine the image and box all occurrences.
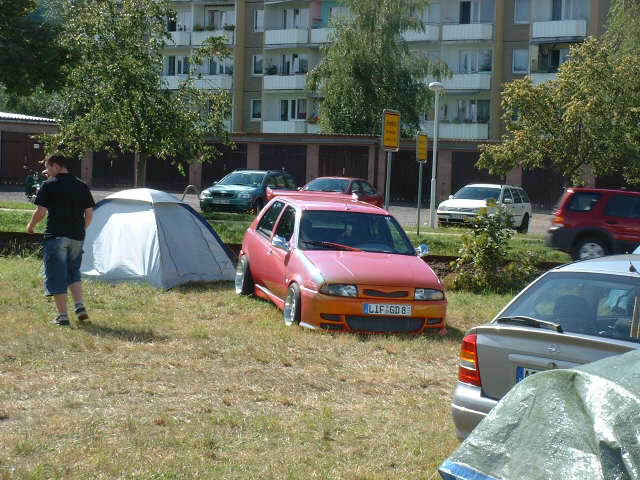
[300,285,447,334]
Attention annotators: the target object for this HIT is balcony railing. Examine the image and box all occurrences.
[532,19,587,39]
[402,25,440,42]
[191,29,234,45]
[263,74,307,90]
[168,31,191,46]
[194,75,233,90]
[310,28,334,44]
[529,72,557,85]
[422,121,489,140]
[265,28,310,45]
[442,23,493,41]
[425,73,491,90]
[262,120,309,134]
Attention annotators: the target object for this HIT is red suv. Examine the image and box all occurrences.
[548,187,640,260]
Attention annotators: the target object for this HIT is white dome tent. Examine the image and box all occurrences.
[81,188,235,289]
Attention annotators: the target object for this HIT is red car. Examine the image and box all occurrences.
[266,177,384,208]
[235,195,447,334]
[548,187,640,260]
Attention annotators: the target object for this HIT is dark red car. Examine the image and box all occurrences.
[547,187,640,260]
[301,177,384,208]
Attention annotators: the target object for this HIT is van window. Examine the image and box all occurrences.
[567,192,601,212]
[511,188,523,203]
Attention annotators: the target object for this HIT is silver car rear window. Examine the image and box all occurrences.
[500,272,640,343]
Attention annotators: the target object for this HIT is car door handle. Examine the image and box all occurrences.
[267,248,273,255]
[606,220,618,225]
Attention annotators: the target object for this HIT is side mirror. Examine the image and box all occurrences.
[415,244,430,258]
[272,235,290,251]
[297,186,302,191]
[212,181,217,185]
[448,195,454,200]
[502,198,513,204]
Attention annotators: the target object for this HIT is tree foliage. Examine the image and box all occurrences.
[46,0,231,184]
[0,0,68,95]
[478,37,640,184]
[307,0,448,135]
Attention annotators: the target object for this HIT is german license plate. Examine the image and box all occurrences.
[364,304,412,316]
[516,366,540,382]
[212,198,231,204]
[450,213,464,220]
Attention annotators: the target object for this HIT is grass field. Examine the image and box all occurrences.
[0,255,513,479]
[0,201,35,211]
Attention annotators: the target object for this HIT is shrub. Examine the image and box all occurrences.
[451,202,538,293]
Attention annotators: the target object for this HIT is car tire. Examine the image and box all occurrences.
[573,237,608,260]
[235,256,254,295]
[283,283,301,327]
[517,214,529,234]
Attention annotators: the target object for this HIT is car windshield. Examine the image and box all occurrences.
[298,211,415,255]
[217,172,265,187]
[500,271,640,343]
[454,186,501,201]
[303,178,350,193]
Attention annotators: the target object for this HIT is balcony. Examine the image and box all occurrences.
[425,73,491,91]
[265,28,309,45]
[263,74,307,90]
[162,75,188,90]
[422,121,489,140]
[442,23,493,41]
[532,20,587,39]
[194,75,233,90]
[402,25,440,42]
[307,123,321,134]
[191,29,234,45]
[310,28,334,44]
[529,72,557,85]
[168,31,191,46]
[262,120,309,134]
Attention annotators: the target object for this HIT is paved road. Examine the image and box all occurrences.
[0,186,552,235]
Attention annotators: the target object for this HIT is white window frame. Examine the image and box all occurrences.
[254,9,264,32]
[512,48,529,74]
[250,99,262,121]
[252,54,263,75]
[514,0,530,24]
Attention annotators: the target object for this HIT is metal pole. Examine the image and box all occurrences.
[429,91,440,229]
[417,160,423,237]
[384,151,392,210]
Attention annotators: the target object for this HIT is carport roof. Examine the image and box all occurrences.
[0,112,57,124]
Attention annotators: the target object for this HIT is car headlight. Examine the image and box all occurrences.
[320,284,358,297]
[415,288,444,301]
[238,193,252,199]
[200,190,211,199]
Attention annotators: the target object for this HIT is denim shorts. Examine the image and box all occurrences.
[43,236,84,296]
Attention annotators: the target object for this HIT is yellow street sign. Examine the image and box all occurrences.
[417,132,428,162]
[382,110,401,152]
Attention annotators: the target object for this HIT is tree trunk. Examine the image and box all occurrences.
[134,151,147,187]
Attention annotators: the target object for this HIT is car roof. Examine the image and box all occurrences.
[567,187,640,196]
[553,254,640,277]
[307,176,363,182]
[274,195,386,214]
[232,169,290,175]
[464,183,505,189]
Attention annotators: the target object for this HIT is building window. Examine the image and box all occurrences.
[250,100,261,121]
[165,56,176,76]
[512,49,529,74]
[514,0,530,23]
[459,0,495,24]
[254,9,264,32]
[458,50,492,73]
[252,55,263,75]
[177,56,189,75]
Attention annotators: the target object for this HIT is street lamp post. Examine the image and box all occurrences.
[428,81,445,229]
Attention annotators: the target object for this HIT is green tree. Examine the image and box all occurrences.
[0,0,68,95]
[605,0,640,54]
[307,0,447,135]
[47,0,231,186]
[478,38,640,184]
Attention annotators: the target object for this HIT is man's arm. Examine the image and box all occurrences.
[26,206,47,234]
[84,207,94,230]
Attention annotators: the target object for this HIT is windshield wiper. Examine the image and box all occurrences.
[302,240,362,252]
[496,315,563,333]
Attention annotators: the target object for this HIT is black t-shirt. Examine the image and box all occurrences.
[35,173,96,241]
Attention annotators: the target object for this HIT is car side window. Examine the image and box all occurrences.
[520,189,530,203]
[361,182,377,194]
[257,200,285,237]
[501,188,513,203]
[351,181,363,193]
[605,194,640,218]
[511,188,523,204]
[265,175,277,187]
[284,174,296,189]
[568,192,601,212]
[274,174,286,188]
[273,206,296,242]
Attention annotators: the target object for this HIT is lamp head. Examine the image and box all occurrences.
[429,81,445,93]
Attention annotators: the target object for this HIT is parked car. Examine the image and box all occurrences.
[199,169,297,213]
[235,196,447,334]
[436,183,532,233]
[451,254,640,440]
[301,177,384,208]
[548,187,640,260]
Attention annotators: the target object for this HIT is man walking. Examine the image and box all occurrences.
[26,155,95,326]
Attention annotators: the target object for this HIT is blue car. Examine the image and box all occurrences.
[199,169,297,213]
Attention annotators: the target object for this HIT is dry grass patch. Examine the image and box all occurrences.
[0,255,511,479]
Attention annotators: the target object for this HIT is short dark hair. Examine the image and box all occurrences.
[45,155,67,168]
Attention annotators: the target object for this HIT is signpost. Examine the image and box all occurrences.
[416,132,428,236]
[382,109,400,210]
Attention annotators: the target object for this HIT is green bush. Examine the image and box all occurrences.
[451,203,538,293]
